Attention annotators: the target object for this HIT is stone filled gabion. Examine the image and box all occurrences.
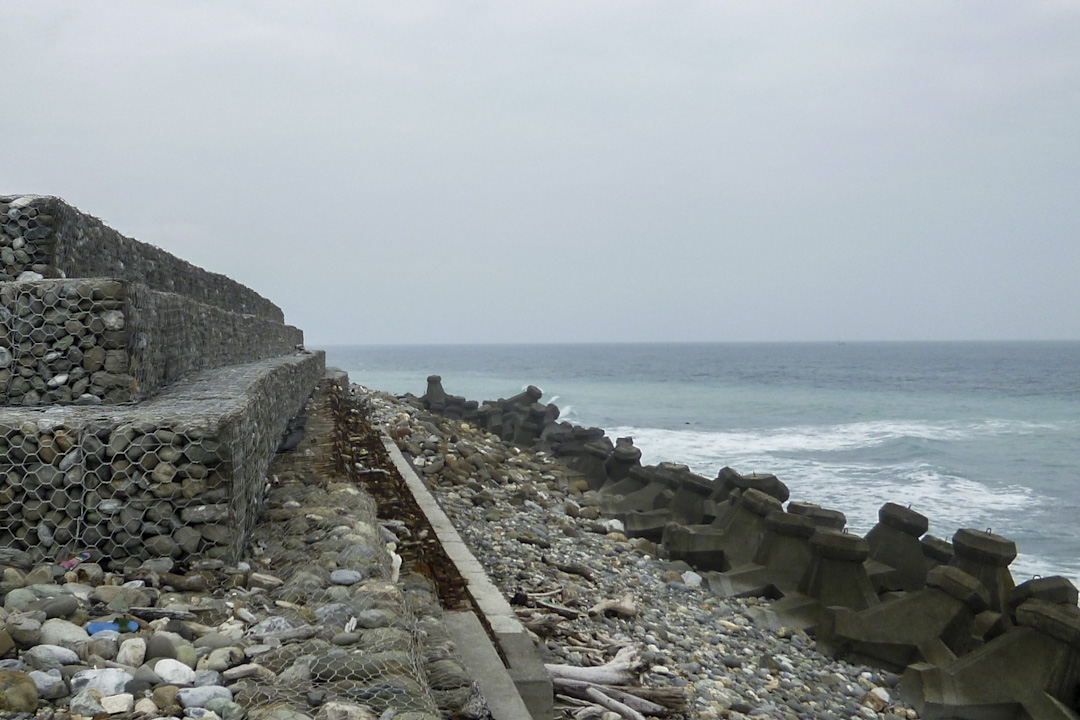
[1,278,304,407]
[1,278,134,405]
[0,352,325,567]
[0,195,284,322]
[0,415,224,563]
[0,196,54,280]
[0,381,457,719]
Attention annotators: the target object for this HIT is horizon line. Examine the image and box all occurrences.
[309,338,1080,348]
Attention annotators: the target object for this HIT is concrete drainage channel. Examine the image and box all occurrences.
[379,436,551,720]
[331,386,551,720]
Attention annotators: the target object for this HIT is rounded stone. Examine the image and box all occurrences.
[194,670,223,687]
[0,670,39,712]
[27,669,67,700]
[313,701,378,720]
[145,534,181,558]
[69,689,106,717]
[329,569,363,586]
[38,618,89,651]
[331,632,360,646]
[176,644,199,669]
[355,609,393,629]
[69,667,133,696]
[101,310,125,331]
[203,647,243,672]
[145,632,179,660]
[6,615,41,647]
[178,685,232,709]
[194,633,242,650]
[205,698,247,720]
[116,637,147,667]
[3,588,38,612]
[152,684,179,708]
[100,692,134,714]
[23,644,78,671]
[153,658,196,686]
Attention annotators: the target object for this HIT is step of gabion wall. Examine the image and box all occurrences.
[1,277,304,406]
[0,350,325,567]
[0,195,283,322]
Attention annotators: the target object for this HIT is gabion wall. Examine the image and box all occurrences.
[0,278,303,406]
[0,195,284,322]
[0,351,325,567]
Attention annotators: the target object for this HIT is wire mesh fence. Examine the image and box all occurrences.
[0,353,324,567]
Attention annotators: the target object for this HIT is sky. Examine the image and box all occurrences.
[2,1,1079,345]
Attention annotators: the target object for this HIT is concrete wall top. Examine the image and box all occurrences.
[1,195,284,323]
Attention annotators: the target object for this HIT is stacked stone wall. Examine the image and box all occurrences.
[1,278,303,406]
[0,195,284,322]
[0,351,325,566]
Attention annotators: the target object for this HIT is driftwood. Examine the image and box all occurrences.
[584,686,648,720]
[588,593,638,618]
[549,647,687,719]
[543,555,597,582]
[571,707,605,719]
[536,598,583,619]
[519,613,564,636]
[554,678,669,716]
[547,646,644,686]
[604,686,687,711]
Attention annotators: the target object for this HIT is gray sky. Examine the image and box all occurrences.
[3,1,1079,345]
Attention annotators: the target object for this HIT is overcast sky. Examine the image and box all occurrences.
[2,2,1078,345]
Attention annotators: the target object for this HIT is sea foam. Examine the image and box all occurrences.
[608,423,1043,551]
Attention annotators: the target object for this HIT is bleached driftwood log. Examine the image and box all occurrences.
[546,646,644,686]
[553,678,669,716]
[549,647,687,718]
[588,593,638,618]
[583,687,648,720]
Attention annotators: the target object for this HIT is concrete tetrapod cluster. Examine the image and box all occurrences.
[0,195,324,567]
[416,376,1080,719]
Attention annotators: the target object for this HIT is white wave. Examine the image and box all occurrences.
[768,460,1039,538]
[607,423,1051,560]
[1012,553,1080,590]
[607,419,1054,460]
[600,421,1080,583]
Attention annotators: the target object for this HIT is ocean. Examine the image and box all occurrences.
[322,342,1080,586]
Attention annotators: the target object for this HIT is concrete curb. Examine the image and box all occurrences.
[381,434,554,720]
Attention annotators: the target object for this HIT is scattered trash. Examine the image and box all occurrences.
[59,551,91,570]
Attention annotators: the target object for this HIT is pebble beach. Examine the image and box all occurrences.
[364,386,919,720]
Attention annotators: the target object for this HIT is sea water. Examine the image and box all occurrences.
[323,342,1080,585]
